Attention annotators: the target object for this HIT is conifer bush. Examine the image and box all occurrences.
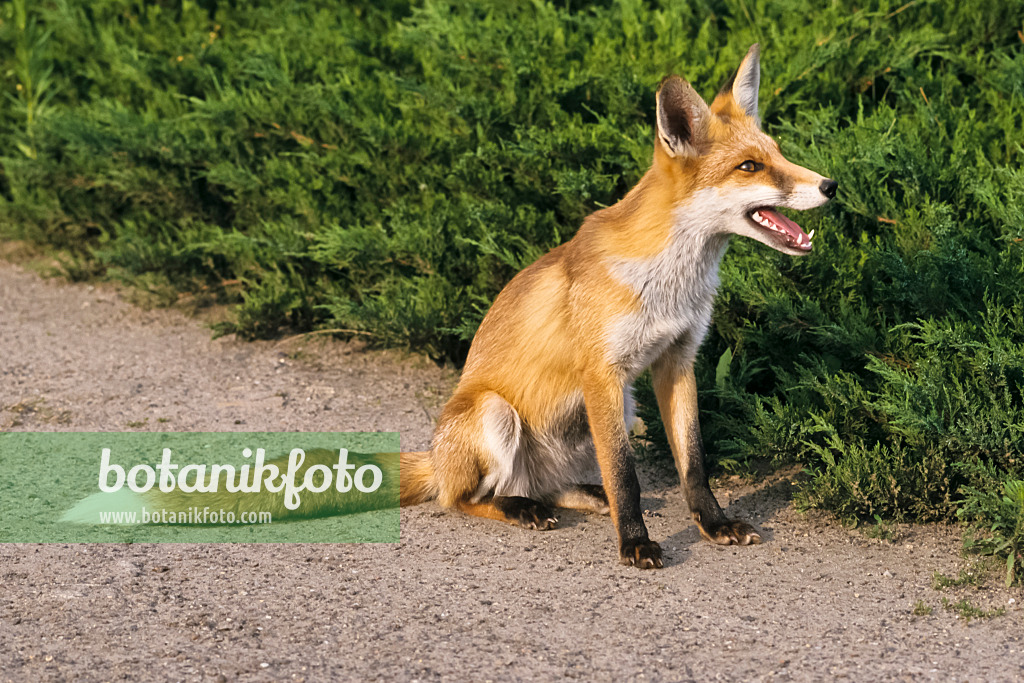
[1,0,1021,580]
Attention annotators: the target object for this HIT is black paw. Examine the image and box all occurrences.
[619,538,663,569]
[494,496,558,530]
[696,516,762,546]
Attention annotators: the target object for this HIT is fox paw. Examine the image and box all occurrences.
[494,496,558,530]
[697,517,762,546]
[619,539,664,569]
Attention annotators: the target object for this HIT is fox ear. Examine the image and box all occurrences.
[656,75,711,158]
[726,43,761,126]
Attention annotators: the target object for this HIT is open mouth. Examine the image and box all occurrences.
[748,208,814,251]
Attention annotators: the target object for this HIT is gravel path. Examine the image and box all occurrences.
[1,261,1022,682]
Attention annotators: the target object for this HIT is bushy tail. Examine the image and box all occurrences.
[400,450,437,506]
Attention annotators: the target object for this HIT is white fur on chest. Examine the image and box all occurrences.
[604,191,731,376]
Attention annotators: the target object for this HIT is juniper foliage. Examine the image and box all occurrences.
[1,0,1022,580]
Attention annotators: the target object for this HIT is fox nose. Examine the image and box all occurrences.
[819,179,838,199]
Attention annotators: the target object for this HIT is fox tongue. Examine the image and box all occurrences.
[759,208,806,242]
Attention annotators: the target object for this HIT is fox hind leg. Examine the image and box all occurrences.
[436,391,558,530]
[432,390,520,508]
[457,496,558,530]
[553,484,610,515]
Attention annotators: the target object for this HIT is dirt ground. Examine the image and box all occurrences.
[1,260,1022,682]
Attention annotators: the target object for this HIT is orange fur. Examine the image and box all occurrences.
[399,451,435,506]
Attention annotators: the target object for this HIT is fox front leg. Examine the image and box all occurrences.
[652,345,762,546]
[583,370,663,568]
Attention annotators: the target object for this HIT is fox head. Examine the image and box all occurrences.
[654,44,836,255]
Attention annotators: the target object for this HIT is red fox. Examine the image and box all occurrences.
[401,44,837,568]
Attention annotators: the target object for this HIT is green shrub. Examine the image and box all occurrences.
[959,462,1024,587]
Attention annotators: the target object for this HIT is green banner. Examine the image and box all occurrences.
[0,432,400,543]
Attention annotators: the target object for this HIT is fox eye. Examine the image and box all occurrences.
[736,160,763,172]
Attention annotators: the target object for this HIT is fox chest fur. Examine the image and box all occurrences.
[603,206,732,379]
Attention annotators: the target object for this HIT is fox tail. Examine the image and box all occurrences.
[399,450,437,506]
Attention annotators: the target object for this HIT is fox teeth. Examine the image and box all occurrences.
[808,229,816,239]
[751,211,776,230]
